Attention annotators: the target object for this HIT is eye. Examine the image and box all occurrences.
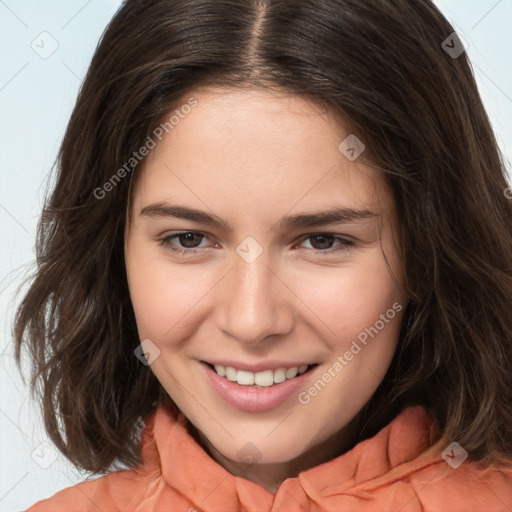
[158,231,211,254]
[296,234,354,254]
[157,231,354,256]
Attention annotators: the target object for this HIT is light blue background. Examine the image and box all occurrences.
[1,1,511,510]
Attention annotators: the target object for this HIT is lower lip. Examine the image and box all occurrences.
[201,362,317,413]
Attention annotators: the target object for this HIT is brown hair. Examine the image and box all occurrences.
[14,0,512,474]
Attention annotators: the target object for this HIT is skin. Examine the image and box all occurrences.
[124,86,408,493]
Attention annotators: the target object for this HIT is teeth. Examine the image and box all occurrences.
[254,370,274,387]
[214,364,226,377]
[236,370,254,386]
[225,366,237,381]
[211,364,311,386]
[285,367,298,379]
[273,367,286,384]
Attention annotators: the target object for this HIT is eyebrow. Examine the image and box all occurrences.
[139,202,379,231]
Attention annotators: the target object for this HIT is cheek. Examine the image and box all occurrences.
[292,256,403,345]
[125,245,209,341]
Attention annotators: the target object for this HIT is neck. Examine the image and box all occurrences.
[190,420,357,494]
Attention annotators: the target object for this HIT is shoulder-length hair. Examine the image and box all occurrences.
[14,0,512,473]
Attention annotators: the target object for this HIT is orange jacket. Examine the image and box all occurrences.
[27,402,512,511]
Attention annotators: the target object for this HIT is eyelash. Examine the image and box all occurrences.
[157,231,354,256]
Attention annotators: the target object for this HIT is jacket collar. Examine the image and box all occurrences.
[139,399,440,510]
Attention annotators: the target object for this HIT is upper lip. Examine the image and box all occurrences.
[202,359,317,373]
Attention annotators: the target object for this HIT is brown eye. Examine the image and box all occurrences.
[158,231,210,254]
[309,234,335,250]
[176,232,204,248]
[298,234,354,254]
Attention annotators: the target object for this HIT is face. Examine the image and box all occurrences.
[125,86,407,475]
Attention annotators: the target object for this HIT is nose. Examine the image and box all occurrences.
[216,248,294,347]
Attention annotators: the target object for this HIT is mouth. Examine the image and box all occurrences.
[203,362,318,388]
[200,360,320,412]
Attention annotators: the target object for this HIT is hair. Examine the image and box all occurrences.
[13,0,512,475]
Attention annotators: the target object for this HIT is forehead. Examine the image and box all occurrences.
[129,86,393,221]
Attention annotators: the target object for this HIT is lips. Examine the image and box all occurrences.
[201,361,319,412]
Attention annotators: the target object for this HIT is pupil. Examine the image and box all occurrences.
[312,235,333,250]
[180,233,200,248]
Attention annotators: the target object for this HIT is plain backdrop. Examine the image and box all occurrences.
[1,1,511,510]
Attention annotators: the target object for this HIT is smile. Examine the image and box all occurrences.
[201,361,319,412]
[209,363,312,387]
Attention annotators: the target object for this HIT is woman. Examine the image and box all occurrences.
[15,0,512,510]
